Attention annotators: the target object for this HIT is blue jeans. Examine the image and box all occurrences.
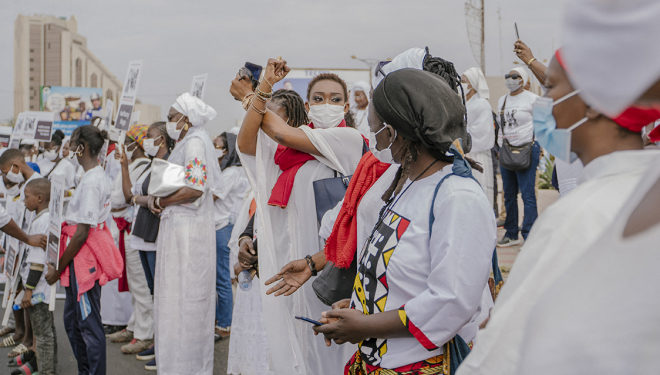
[215,224,234,328]
[500,141,541,240]
[139,250,156,295]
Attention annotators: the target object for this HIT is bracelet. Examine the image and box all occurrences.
[131,195,138,205]
[155,197,163,210]
[255,87,272,100]
[526,57,537,66]
[250,102,266,115]
[241,93,255,111]
[305,255,318,276]
[262,77,274,90]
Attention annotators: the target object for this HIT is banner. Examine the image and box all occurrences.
[46,182,64,310]
[41,86,104,121]
[10,111,56,145]
[115,60,143,131]
[190,73,208,99]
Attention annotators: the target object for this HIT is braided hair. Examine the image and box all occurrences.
[271,89,309,127]
[423,47,461,94]
[306,73,354,128]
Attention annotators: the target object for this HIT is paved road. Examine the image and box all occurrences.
[0,299,230,374]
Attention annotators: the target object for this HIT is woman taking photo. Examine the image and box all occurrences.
[314,68,496,375]
[234,58,364,375]
[146,93,221,375]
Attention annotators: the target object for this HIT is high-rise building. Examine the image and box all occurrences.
[13,14,123,117]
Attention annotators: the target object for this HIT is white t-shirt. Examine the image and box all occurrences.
[48,159,79,190]
[65,165,111,226]
[496,90,538,147]
[213,165,250,230]
[20,209,51,301]
[466,95,495,154]
[37,158,56,176]
[110,157,151,221]
[351,164,497,369]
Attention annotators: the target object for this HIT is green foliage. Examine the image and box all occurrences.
[538,155,556,190]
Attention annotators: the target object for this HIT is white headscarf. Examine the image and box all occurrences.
[349,81,372,110]
[511,67,531,87]
[373,47,426,88]
[171,92,217,127]
[562,0,660,117]
[463,67,490,100]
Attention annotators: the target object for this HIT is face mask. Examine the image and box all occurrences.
[215,148,227,159]
[143,137,161,157]
[533,90,588,163]
[44,149,58,161]
[505,78,522,92]
[461,83,470,96]
[368,125,397,164]
[308,104,345,129]
[5,185,19,197]
[125,148,135,161]
[6,165,24,184]
[68,145,83,167]
[166,117,186,141]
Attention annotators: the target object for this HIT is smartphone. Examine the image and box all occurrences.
[295,316,323,326]
[238,62,263,82]
[514,22,520,40]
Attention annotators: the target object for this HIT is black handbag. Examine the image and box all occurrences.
[312,171,352,224]
[499,95,534,171]
[312,258,357,306]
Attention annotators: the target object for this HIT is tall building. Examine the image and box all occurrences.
[13,14,123,117]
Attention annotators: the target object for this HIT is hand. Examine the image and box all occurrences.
[147,196,162,215]
[313,308,367,346]
[479,308,492,330]
[45,264,59,285]
[119,145,129,168]
[114,146,123,160]
[514,40,534,65]
[263,57,291,86]
[237,237,257,268]
[27,234,47,249]
[332,298,351,310]
[230,74,254,102]
[21,289,33,309]
[264,259,312,296]
[233,263,248,280]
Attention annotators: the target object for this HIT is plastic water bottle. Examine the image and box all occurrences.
[13,292,46,311]
[238,269,255,291]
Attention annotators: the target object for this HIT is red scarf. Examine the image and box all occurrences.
[324,152,389,268]
[268,121,346,208]
[113,217,131,292]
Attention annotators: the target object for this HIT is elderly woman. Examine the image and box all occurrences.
[146,93,221,375]
[315,68,496,375]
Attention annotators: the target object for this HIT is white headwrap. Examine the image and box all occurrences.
[349,81,372,110]
[562,0,660,117]
[511,67,531,87]
[463,67,490,100]
[171,92,217,127]
[373,47,426,88]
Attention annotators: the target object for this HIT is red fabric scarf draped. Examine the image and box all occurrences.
[113,217,131,292]
[324,152,389,268]
[268,121,346,208]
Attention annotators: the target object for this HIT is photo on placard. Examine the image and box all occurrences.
[192,81,204,98]
[115,103,133,131]
[3,237,19,278]
[126,67,139,96]
[46,182,64,267]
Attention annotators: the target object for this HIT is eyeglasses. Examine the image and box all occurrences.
[504,73,522,80]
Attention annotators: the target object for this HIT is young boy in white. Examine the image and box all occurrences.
[19,178,56,375]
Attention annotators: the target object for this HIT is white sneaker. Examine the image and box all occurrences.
[497,236,523,248]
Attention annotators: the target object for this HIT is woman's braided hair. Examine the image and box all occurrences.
[271,89,309,128]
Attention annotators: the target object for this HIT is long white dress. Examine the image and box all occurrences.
[238,125,363,375]
[154,128,219,375]
[465,94,495,207]
[516,156,660,374]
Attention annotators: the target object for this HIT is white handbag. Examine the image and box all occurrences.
[148,158,186,197]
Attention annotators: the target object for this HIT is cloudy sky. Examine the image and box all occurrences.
[1,0,566,133]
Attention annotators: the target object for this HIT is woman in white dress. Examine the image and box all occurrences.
[349,81,372,137]
[146,93,221,375]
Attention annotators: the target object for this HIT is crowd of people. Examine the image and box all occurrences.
[0,0,659,374]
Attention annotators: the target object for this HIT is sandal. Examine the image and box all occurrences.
[8,351,35,367]
[0,326,15,338]
[0,335,17,348]
[10,360,38,375]
[8,343,29,358]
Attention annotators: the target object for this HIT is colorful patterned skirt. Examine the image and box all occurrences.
[345,350,447,375]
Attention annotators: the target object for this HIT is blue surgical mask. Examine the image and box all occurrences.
[532,90,587,163]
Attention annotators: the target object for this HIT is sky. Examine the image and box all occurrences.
[1,0,566,133]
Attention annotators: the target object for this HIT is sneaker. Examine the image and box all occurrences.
[104,324,126,336]
[215,326,231,340]
[136,346,155,361]
[121,338,153,354]
[497,236,522,248]
[107,329,133,343]
[145,359,156,371]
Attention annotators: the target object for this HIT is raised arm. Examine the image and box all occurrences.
[515,40,548,87]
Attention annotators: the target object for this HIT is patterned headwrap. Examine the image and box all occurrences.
[126,123,149,148]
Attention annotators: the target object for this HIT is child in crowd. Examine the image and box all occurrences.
[13,178,57,375]
[45,125,123,375]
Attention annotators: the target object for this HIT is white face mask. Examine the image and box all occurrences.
[143,137,162,157]
[44,149,58,161]
[166,116,186,141]
[124,147,135,161]
[505,78,522,92]
[461,83,470,96]
[67,145,82,168]
[5,184,19,197]
[308,104,345,129]
[215,148,227,159]
[368,125,397,164]
[6,165,25,184]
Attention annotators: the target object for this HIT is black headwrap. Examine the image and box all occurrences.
[372,68,470,158]
[220,132,242,170]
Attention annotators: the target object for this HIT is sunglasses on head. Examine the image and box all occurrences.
[505,73,522,80]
